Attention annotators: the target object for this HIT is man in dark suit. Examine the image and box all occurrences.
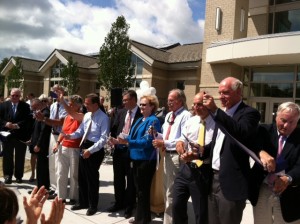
[30,98,52,190]
[202,77,260,224]
[250,102,300,223]
[0,88,31,184]
[108,90,142,219]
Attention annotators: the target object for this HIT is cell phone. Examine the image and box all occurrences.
[50,91,57,99]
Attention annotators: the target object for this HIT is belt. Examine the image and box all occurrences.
[187,162,199,169]
[212,169,219,174]
[51,130,60,135]
[165,150,178,154]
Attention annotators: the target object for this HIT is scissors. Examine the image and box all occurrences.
[182,134,200,150]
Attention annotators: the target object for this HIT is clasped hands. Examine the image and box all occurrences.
[176,141,204,162]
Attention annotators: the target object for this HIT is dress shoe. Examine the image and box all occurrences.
[47,193,57,200]
[107,204,123,212]
[71,204,88,211]
[28,177,35,182]
[124,208,132,219]
[4,177,12,184]
[65,199,76,205]
[86,207,97,216]
[16,178,22,184]
[128,217,135,223]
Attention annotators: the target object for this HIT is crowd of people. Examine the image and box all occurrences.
[1,76,300,224]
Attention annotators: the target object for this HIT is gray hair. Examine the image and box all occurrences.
[169,89,187,108]
[231,78,243,91]
[277,102,300,120]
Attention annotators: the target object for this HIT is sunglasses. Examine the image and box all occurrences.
[193,102,203,107]
[11,95,20,97]
[139,103,148,107]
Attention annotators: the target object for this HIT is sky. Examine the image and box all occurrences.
[0,0,206,62]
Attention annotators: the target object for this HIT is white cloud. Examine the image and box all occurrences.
[0,0,205,61]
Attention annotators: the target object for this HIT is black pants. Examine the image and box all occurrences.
[112,145,136,209]
[172,163,209,224]
[36,152,50,190]
[133,159,156,224]
[2,137,27,179]
[78,141,104,209]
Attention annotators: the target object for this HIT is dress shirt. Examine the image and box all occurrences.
[49,101,67,133]
[157,107,191,151]
[179,115,215,151]
[70,109,110,154]
[212,101,242,170]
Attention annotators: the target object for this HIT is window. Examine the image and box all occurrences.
[269,1,300,33]
[177,81,185,90]
[250,66,294,97]
[50,60,64,78]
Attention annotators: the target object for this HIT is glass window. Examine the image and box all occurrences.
[276,0,300,4]
[273,9,300,33]
[250,66,294,97]
[50,60,64,78]
[251,83,293,97]
[177,81,185,90]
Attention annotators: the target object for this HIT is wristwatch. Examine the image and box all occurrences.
[285,175,293,185]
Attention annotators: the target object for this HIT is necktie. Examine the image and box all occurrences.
[277,135,284,157]
[12,104,17,119]
[123,110,132,134]
[79,115,93,147]
[197,120,206,146]
[267,135,285,186]
[165,112,175,140]
[193,119,206,167]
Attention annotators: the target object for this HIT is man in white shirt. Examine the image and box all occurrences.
[152,89,191,224]
[173,91,215,224]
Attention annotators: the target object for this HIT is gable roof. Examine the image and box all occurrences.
[56,49,98,69]
[1,57,43,75]
[18,57,43,72]
[130,40,202,64]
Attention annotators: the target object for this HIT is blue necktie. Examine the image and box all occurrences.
[12,104,17,119]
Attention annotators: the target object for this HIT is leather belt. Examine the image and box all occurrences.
[165,150,177,154]
[51,130,60,135]
[213,169,219,174]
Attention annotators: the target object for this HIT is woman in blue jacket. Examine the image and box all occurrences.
[113,94,161,224]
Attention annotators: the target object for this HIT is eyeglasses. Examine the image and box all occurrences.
[11,95,20,97]
[193,102,203,107]
[139,103,148,107]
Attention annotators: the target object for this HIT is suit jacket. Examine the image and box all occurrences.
[127,114,161,161]
[110,107,142,138]
[249,123,300,222]
[31,107,51,155]
[0,100,31,141]
[204,102,260,201]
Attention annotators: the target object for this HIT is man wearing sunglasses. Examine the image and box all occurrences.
[0,88,31,184]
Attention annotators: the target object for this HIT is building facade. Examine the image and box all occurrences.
[202,0,300,123]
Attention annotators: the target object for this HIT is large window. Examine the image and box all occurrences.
[269,1,300,33]
[50,60,64,89]
[131,54,144,88]
[250,66,294,98]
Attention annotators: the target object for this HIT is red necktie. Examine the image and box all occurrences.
[165,112,175,140]
[123,110,132,134]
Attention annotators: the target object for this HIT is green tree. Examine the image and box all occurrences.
[0,57,9,95]
[98,15,134,91]
[60,56,79,95]
[6,57,24,91]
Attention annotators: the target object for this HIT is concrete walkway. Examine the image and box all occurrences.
[2,156,254,224]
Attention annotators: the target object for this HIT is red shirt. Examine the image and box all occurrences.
[62,115,81,148]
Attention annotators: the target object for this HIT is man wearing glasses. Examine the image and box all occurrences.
[0,88,31,184]
[108,90,142,219]
[152,89,191,224]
